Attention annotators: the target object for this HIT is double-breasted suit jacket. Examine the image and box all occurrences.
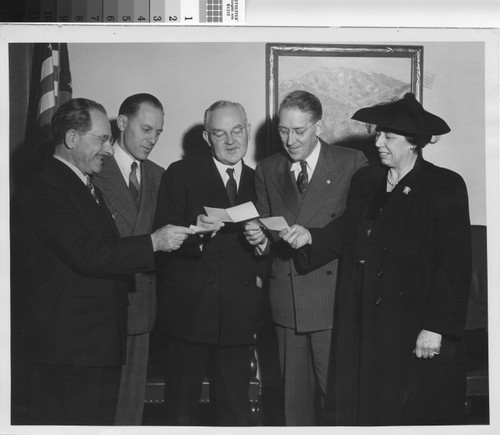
[255,140,367,332]
[94,156,164,334]
[19,158,155,368]
[153,156,267,346]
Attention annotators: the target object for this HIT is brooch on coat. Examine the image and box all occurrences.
[403,186,411,195]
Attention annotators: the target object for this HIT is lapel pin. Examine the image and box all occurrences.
[403,186,411,195]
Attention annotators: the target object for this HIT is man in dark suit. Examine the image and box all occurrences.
[244,90,367,425]
[153,100,266,426]
[93,93,165,425]
[13,98,193,425]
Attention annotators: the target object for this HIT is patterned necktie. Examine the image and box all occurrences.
[296,160,309,196]
[86,176,100,205]
[129,161,140,205]
[226,168,237,206]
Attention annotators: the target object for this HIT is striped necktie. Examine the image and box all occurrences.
[86,176,100,205]
[296,160,309,196]
[226,168,237,206]
[129,161,140,205]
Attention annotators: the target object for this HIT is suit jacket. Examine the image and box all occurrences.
[255,139,367,332]
[93,156,164,335]
[307,158,472,424]
[153,156,267,345]
[17,158,155,367]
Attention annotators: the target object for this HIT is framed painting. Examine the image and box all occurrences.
[266,43,423,153]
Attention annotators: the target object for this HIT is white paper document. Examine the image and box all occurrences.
[255,216,289,232]
[204,201,260,223]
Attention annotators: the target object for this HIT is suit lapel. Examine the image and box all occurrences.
[270,152,303,217]
[296,142,337,223]
[195,157,232,209]
[97,157,138,229]
[51,159,120,237]
[134,162,154,234]
[236,163,251,203]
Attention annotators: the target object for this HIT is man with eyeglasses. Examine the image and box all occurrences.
[244,90,367,425]
[153,100,267,425]
[12,98,194,425]
[92,93,165,425]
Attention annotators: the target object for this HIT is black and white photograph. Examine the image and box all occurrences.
[1,12,499,435]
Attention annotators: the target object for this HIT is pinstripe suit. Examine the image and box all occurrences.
[93,154,164,424]
[255,139,367,424]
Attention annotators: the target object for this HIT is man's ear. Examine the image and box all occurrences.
[315,120,324,137]
[64,129,79,149]
[246,123,252,140]
[202,130,211,148]
[117,114,127,132]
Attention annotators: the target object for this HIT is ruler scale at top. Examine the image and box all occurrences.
[0,0,244,23]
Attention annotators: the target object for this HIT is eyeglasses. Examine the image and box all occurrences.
[208,126,246,141]
[277,122,317,138]
[86,133,114,146]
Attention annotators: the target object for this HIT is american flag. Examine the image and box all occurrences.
[35,42,72,129]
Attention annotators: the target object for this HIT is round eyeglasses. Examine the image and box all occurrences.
[277,122,317,138]
[86,133,115,146]
[208,126,246,141]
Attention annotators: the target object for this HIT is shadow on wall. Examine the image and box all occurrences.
[253,119,272,163]
[182,124,211,159]
[335,134,379,164]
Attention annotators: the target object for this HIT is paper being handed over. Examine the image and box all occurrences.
[253,216,289,232]
[203,201,289,231]
[204,201,260,223]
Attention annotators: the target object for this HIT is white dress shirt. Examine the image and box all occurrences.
[113,142,142,186]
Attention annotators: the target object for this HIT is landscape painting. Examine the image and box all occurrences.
[266,44,423,150]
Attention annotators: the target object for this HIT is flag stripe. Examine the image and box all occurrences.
[38,91,56,115]
[35,43,72,131]
[40,56,54,81]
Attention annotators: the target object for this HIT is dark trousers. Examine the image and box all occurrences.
[164,335,254,426]
[114,332,150,425]
[275,326,332,425]
[29,364,121,425]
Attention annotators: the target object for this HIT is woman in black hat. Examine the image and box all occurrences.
[280,93,472,425]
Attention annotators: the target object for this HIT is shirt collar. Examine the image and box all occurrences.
[212,157,243,187]
[114,141,141,183]
[53,154,88,185]
[290,138,321,175]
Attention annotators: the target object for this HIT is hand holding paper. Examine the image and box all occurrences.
[192,214,225,237]
[244,220,268,246]
[280,224,312,249]
[257,216,289,232]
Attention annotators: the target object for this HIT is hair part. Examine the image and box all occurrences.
[204,100,247,130]
[51,98,107,143]
[279,90,323,122]
[118,93,164,118]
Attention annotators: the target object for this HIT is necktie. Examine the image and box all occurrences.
[226,168,237,206]
[129,162,140,205]
[86,176,100,205]
[296,160,309,196]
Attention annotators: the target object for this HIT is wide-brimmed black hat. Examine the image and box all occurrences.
[351,93,450,135]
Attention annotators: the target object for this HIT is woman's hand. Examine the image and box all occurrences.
[279,225,312,249]
[414,329,442,359]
